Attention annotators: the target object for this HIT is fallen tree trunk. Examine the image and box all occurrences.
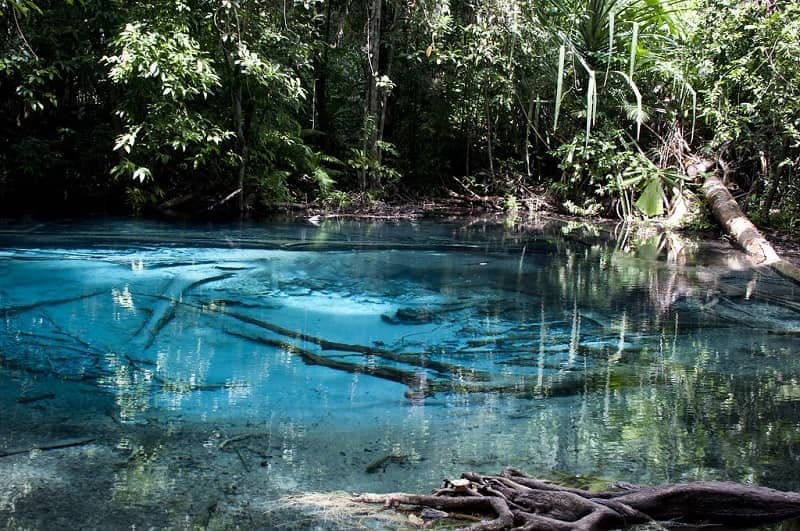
[354,468,800,530]
[694,159,800,283]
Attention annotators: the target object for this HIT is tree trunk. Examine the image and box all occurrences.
[234,81,246,215]
[696,159,800,282]
[760,138,788,221]
[485,86,494,178]
[354,468,800,530]
[702,171,780,264]
[524,93,535,179]
[313,0,334,151]
[363,0,382,192]
[377,32,393,154]
[219,4,248,216]
[761,163,781,220]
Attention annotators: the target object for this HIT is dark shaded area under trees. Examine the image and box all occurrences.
[2,0,798,225]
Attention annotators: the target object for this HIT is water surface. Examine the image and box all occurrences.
[1,217,799,528]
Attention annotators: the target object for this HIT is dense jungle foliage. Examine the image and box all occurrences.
[0,0,798,222]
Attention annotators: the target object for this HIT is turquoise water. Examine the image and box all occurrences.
[1,218,800,528]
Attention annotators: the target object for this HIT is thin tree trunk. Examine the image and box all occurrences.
[761,138,788,221]
[377,12,395,157]
[313,0,333,150]
[465,123,471,177]
[233,81,247,215]
[464,69,472,178]
[485,87,494,178]
[219,5,248,215]
[363,0,382,192]
[761,164,781,220]
[524,93,535,178]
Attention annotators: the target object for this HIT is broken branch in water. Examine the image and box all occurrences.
[365,453,408,474]
[132,294,485,381]
[122,353,231,393]
[17,392,56,404]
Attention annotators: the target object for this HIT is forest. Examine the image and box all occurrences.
[1,0,799,225]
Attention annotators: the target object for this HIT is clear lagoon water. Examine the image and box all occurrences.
[1,217,800,528]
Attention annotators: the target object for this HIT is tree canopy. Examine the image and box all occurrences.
[1,0,798,222]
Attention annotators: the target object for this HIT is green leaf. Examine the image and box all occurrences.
[635,178,664,217]
[132,167,152,183]
[553,45,565,132]
[629,22,639,79]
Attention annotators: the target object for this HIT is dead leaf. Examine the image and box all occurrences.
[408,513,424,526]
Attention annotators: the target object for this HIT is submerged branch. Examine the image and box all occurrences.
[226,327,644,400]
[225,309,488,380]
[224,329,425,389]
[17,392,56,404]
[0,290,107,316]
[133,292,480,380]
[122,353,232,392]
[0,437,96,458]
[138,273,234,351]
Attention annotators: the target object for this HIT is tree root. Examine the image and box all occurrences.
[353,468,800,530]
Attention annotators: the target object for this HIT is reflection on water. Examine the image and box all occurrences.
[1,217,800,528]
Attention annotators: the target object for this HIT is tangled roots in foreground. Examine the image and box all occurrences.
[353,468,800,530]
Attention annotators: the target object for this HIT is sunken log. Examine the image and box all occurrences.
[353,468,800,530]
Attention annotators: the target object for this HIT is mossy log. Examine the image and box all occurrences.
[354,467,800,530]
